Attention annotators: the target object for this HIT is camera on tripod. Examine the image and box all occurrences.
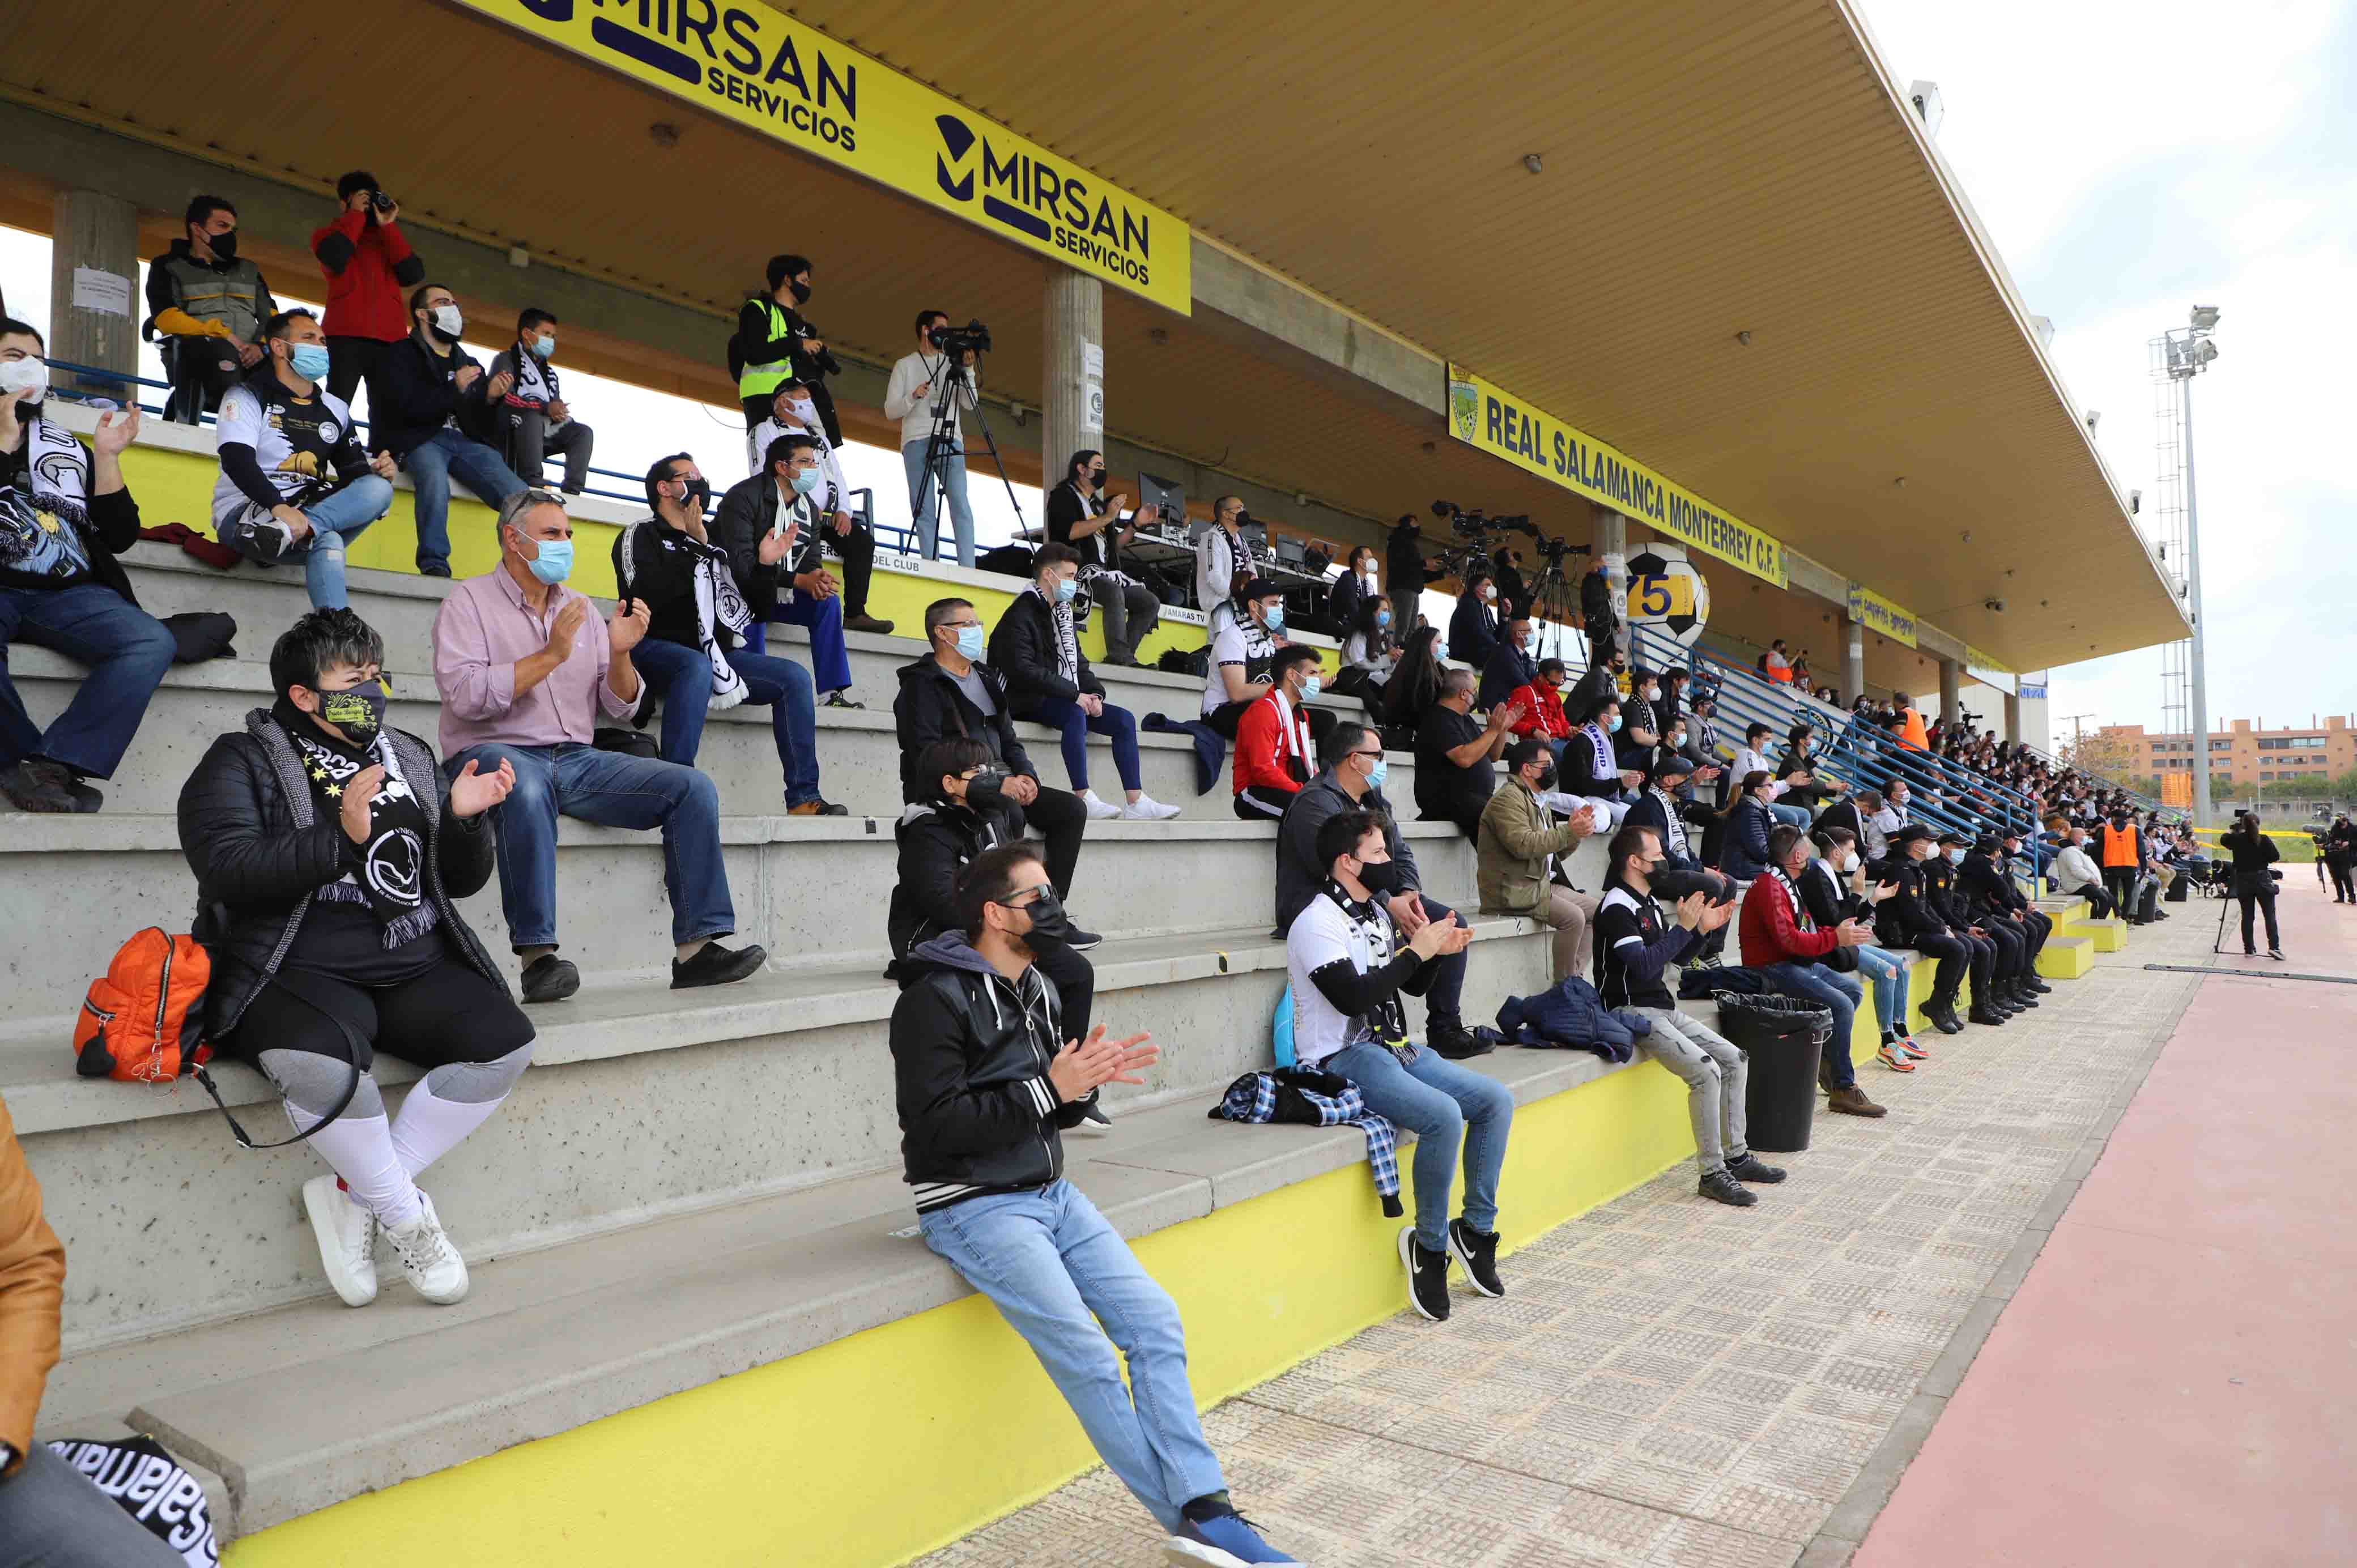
[926,318,993,356]
[1431,498,1535,540]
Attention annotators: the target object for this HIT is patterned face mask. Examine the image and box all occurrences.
[316,680,388,740]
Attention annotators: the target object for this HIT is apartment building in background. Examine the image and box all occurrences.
[2095,714,2355,786]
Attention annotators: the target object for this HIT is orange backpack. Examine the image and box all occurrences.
[73,928,212,1084]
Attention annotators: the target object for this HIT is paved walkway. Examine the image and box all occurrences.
[916,887,2279,1567]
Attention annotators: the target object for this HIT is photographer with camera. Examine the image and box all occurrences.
[312,172,428,420]
[1045,450,1160,666]
[2325,812,2356,905]
[885,310,982,567]
[2224,812,2284,960]
[735,254,842,445]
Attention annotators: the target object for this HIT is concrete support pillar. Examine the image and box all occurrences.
[48,189,140,400]
[1843,614,1866,704]
[1593,506,1627,664]
[2003,691,2022,745]
[1938,658,1962,726]
[1041,269,1103,485]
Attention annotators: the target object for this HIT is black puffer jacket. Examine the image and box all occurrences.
[988,588,1103,711]
[890,931,1093,1211]
[177,709,503,1039]
[892,654,1037,803]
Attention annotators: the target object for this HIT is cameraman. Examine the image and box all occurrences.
[1046,450,1159,666]
[2224,813,2283,960]
[310,172,427,419]
[2326,812,2356,904]
[884,310,981,568]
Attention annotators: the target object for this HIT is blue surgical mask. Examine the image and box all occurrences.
[1263,603,1284,632]
[1375,610,1392,629]
[1054,577,1078,604]
[533,334,556,358]
[1367,755,1388,792]
[954,625,986,661]
[524,536,573,585]
[790,467,825,495]
[1434,642,1449,661]
[1609,715,1623,733]
[1301,674,1322,701]
[1946,847,1966,864]
[287,343,332,382]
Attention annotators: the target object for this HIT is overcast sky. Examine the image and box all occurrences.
[1857,0,2357,735]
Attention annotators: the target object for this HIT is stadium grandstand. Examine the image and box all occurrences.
[0,4,2284,1567]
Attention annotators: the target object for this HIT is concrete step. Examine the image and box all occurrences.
[6,647,1421,821]
[0,812,1512,1022]
[2035,934,2095,980]
[2073,914,2129,952]
[16,917,1555,1349]
[37,1043,1607,1539]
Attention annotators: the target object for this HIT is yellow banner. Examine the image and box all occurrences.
[1965,644,2011,676]
[453,0,1190,313]
[1845,583,1918,648]
[1444,364,1784,586]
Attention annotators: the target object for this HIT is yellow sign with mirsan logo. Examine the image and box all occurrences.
[451,0,1190,314]
[1845,583,1918,648]
[1445,363,1784,586]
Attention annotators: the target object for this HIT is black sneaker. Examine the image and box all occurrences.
[1429,1025,1501,1060]
[1397,1227,1451,1321]
[819,691,865,710]
[1,757,79,813]
[1725,1152,1787,1184]
[786,798,849,817]
[1446,1218,1504,1298]
[418,562,452,578]
[520,953,580,1004]
[1070,1098,1114,1136]
[2267,948,2285,962]
[1061,926,1103,952]
[672,940,767,989]
[1699,1169,1759,1207]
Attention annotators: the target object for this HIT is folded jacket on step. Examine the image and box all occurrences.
[1210,1067,1401,1216]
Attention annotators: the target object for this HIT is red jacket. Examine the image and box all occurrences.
[1738,871,1839,966]
[1509,681,1570,741]
[310,210,426,342]
[1233,689,1313,796]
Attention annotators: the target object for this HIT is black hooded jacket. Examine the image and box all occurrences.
[988,588,1105,711]
[889,931,1095,1211]
[892,654,1039,803]
[887,800,1014,964]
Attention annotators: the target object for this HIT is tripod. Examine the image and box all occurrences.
[913,352,1026,565]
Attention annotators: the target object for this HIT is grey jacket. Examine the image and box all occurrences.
[1275,768,1423,935]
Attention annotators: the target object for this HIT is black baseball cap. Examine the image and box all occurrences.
[1892,824,1937,847]
[1239,576,1281,601]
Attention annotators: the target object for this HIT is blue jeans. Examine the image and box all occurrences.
[1023,695,1142,794]
[401,429,524,572]
[745,591,851,694]
[1768,800,1811,829]
[448,742,733,949]
[903,438,975,567]
[1854,944,1907,1037]
[632,638,819,806]
[292,474,395,609]
[0,583,175,779]
[1327,1041,1513,1250]
[920,1181,1226,1533]
[1758,960,1861,1089]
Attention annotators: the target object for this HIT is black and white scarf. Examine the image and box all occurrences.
[1648,785,1690,858]
[278,700,439,949]
[512,346,558,410]
[618,519,751,710]
[1322,880,1411,1055]
[1027,582,1080,688]
[0,414,95,579]
[1764,864,1815,934]
[1581,722,1616,784]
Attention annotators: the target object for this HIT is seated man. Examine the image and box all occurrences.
[741,381,892,634]
[1276,722,1497,1060]
[144,193,274,424]
[1910,829,2009,1029]
[1232,645,1324,821]
[376,284,525,577]
[178,608,533,1308]
[1414,667,1519,841]
[1594,824,1783,1206]
[1200,576,1284,738]
[1560,693,1642,828]
[1565,645,1625,721]
[487,308,594,497]
[1478,738,1602,982]
[211,308,397,610]
[891,843,1296,1566]
[895,598,1089,909]
[713,432,877,710]
[1624,750,1717,872]
[991,542,1178,821]
[435,489,765,1003]
[619,453,843,815]
[1732,721,1811,828]
[1616,666,1663,762]
[887,736,1109,1132]
[1955,834,2052,1011]
[1288,808,1512,1321]
[1738,824,1887,1118]
[0,321,171,814]
[0,1095,190,1566]
[1477,612,1536,711]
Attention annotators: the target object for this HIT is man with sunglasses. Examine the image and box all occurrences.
[891,843,1297,1567]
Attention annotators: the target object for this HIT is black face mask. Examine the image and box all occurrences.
[962,769,1009,811]
[788,279,812,305]
[1019,888,1074,945]
[1087,470,1105,490]
[1356,859,1404,896]
[312,681,387,743]
[205,229,237,263]
[672,476,710,512]
[1534,765,1559,792]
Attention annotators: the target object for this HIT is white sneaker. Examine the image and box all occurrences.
[1118,794,1184,821]
[302,1174,378,1307]
[384,1190,470,1305]
[1077,790,1123,821]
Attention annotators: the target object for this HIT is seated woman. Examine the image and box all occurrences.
[1560,692,1641,828]
[1334,593,1398,707]
[1508,656,1574,765]
[1376,624,1446,755]
[178,608,533,1309]
[1803,826,1922,1072]
[1717,770,1777,883]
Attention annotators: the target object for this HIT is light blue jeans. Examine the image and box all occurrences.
[1328,1041,1514,1251]
[1768,800,1812,829]
[401,429,524,572]
[920,1181,1225,1532]
[293,475,395,609]
[903,438,975,566]
[1853,944,1908,1037]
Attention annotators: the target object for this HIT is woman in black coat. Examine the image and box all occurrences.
[177,609,533,1309]
[2223,813,2283,958]
[1377,625,1446,751]
[1718,771,1776,881]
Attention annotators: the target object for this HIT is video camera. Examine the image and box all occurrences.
[1431,498,1537,540]
[925,318,993,356]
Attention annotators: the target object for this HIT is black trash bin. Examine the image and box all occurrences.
[1715,991,1833,1153]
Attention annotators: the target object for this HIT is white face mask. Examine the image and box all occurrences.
[1841,850,1861,874]
[431,304,464,339]
[0,357,49,403]
[1482,584,1498,601]
[786,397,820,427]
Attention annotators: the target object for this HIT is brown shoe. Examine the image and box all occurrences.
[1827,1085,1888,1118]
[845,612,895,635]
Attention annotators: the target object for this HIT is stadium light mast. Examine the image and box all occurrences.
[2153,305,2220,826]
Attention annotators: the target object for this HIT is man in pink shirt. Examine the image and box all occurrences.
[432,489,765,1003]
